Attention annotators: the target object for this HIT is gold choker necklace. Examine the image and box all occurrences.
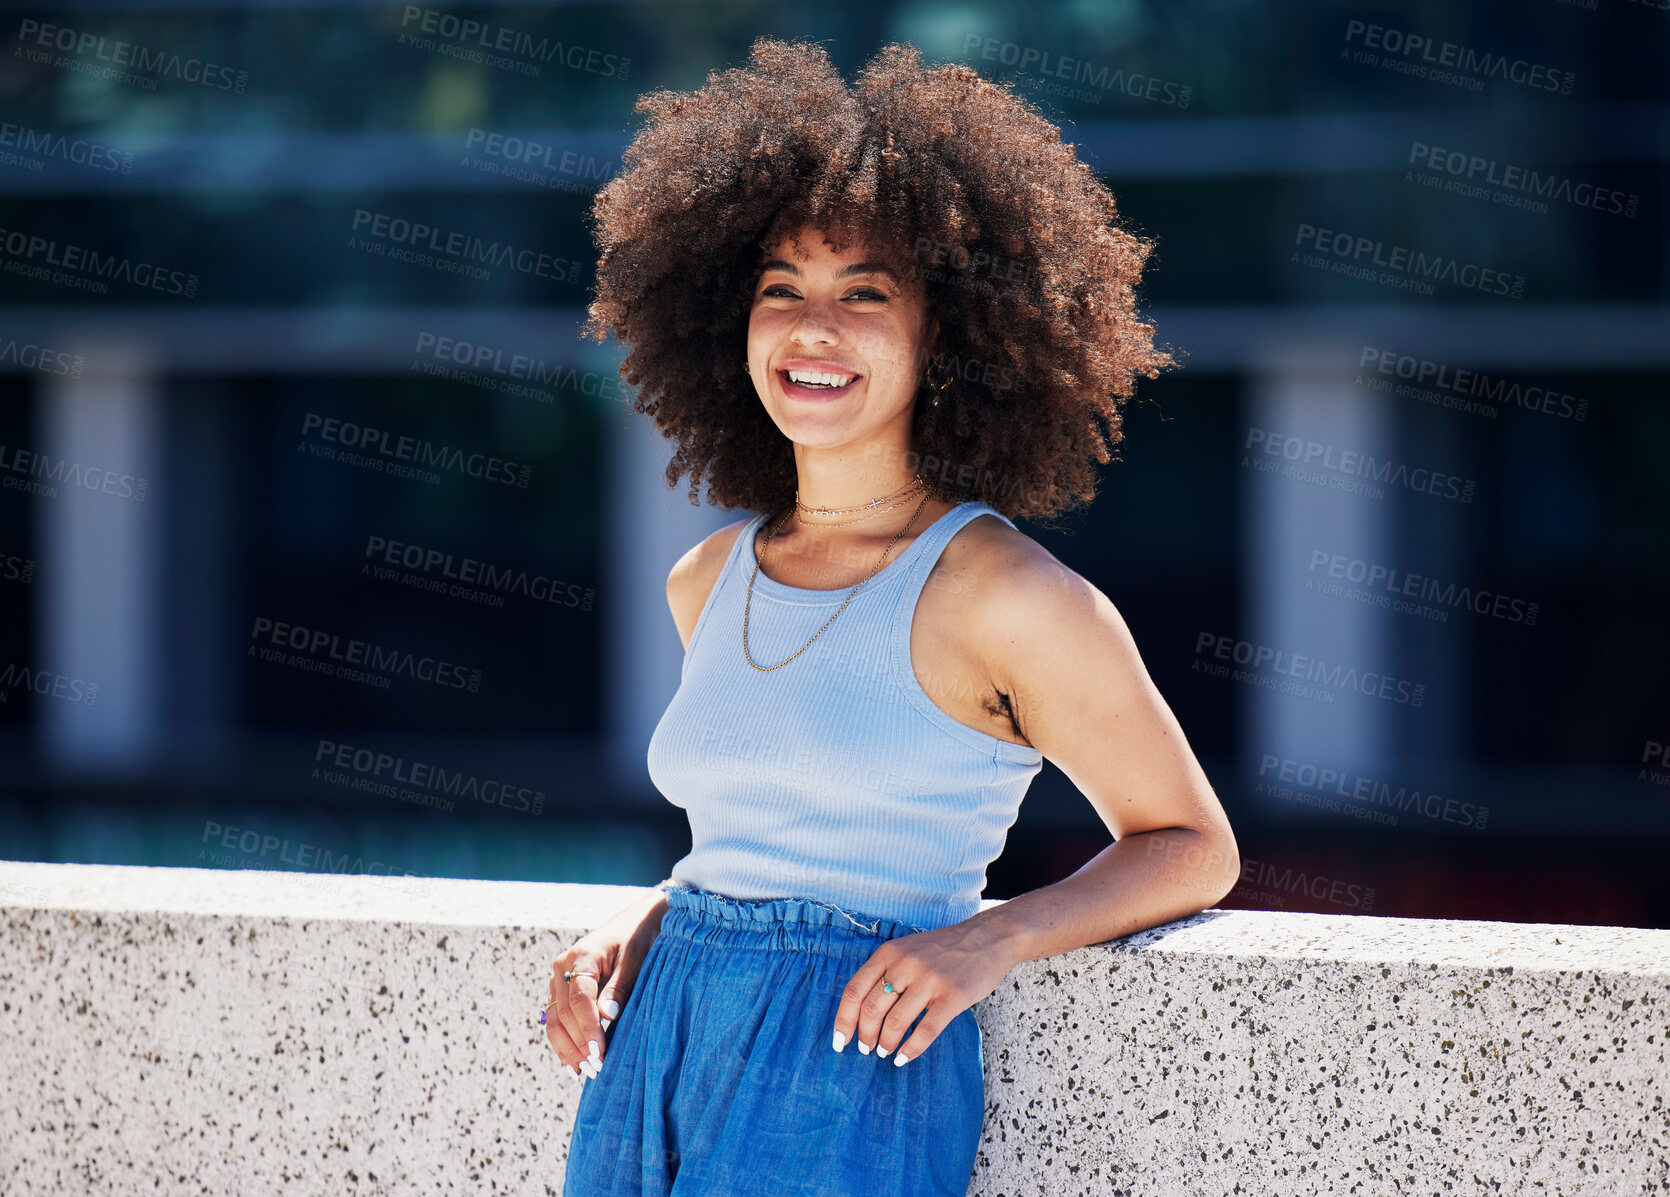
[793,473,930,520]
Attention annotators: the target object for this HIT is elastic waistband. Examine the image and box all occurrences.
[660,884,928,957]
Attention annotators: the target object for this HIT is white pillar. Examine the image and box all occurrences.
[603,397,732,798]
[35,340,163,773]
[1242,362,1394,780]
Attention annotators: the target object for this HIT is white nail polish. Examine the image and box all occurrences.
[832,1031,845,1052]
[876,1045,890,1058]
[893,1052,910,1067]
[599,998,620,1019]
[588,1040,601,1061]
[858,1040,872,1055]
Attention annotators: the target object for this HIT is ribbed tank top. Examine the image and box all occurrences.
[647,500,1044,931]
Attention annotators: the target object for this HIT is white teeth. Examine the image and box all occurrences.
[785,370,856,387]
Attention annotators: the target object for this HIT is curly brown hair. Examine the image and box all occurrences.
[582,35,1175,523]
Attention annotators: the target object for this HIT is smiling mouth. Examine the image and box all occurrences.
[778,369,862,399]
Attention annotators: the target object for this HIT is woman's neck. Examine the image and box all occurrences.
[773,488,951,543]
[792,472,924,514]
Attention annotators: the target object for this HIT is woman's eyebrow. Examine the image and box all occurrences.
[759,259,902,284]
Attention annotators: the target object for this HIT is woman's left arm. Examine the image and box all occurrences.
[833,538,1241,1064]
[962,543,1242,963]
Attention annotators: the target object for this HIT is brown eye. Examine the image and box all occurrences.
[758,285,888,301]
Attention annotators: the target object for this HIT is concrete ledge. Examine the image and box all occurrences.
[2,862,1666,1195]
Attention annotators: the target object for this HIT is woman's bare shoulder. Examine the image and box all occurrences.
[940,512,1063,593]
[666,516,756,651]
[943,513,1104,635]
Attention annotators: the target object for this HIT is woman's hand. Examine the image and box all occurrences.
[546,889,668,1079]
[831,916,1017,1066]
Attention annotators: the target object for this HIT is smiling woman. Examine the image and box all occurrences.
[548,34,1238,1197]
[579,36,1176,523]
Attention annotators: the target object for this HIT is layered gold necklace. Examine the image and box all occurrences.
[743,473,936,671]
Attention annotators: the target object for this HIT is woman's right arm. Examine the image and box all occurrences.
[546,880,674,1078]
[545,519,751,1076]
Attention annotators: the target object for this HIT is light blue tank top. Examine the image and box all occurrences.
[647,500,1044,931]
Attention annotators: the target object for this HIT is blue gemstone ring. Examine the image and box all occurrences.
[882,979,894,993]
[541,969,598,1024]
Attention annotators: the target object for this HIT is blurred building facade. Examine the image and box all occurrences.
[0,0,1665,924]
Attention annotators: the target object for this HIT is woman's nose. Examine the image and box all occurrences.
[788,318,840,350]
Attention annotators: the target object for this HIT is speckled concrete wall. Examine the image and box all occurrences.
[2,862,1665,1196]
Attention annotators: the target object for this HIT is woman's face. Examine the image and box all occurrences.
[746,224,938,453]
